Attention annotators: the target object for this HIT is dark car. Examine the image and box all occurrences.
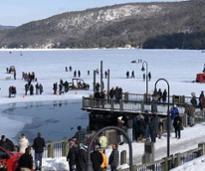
[0,146,21,171]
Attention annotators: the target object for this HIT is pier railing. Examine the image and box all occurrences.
[31,139,69,159]
[83,93,194,110]
[119,142,205,171]
[82,95,187,116]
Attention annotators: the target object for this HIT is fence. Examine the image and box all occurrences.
[33,139,69,159]
[82,93,196,114]
[118,142,205,171]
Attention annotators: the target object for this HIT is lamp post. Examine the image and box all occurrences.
[131,59,148,100]
[154,78,170,157]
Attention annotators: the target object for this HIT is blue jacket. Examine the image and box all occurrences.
[170,107,179,120]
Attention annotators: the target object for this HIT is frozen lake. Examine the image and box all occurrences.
[0,49,205,142]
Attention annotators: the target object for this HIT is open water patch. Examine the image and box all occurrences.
[0,100,88,142]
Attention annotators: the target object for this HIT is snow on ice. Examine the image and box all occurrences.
[1,49,205,170]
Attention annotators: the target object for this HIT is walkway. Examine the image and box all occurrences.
[118,122,205,165]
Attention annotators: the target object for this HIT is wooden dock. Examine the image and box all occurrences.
[82,93,189,117]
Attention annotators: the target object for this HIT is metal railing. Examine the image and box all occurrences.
[130,145,203,171]
[82,97,185,116]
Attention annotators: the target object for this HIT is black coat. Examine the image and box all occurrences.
[32,136,45,153]
[90,151,103,171]
[18,153,33,169]
[76,148,87,171]
[109,149,119,168]
[67,146,78,166]
[173,116,182,130]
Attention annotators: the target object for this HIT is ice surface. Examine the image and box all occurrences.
[0,49,205,170]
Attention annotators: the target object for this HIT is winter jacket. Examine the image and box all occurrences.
[76,148,87,171]
[19,137,29,153]
[18,153,33,169]
[100,151,108,170]
[173,116,182,130]
[109,149,119,168]
[67,146,78,166]
[190,96,197,108]
[74,129,86,144]
[170,107,179,120]
[32,136,45,153]
[91,150,103,171]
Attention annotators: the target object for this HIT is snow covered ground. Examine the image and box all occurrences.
[1,48,205,170]
[170,155,205,171]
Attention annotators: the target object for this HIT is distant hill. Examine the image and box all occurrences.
[0,0,205,49]
[0,25,16,30]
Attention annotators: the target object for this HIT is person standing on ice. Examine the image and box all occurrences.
[39,84,43,95]
[35,83,39,95]
[32,132,45,170]
[53,82,57,95]
[126,71,129,78]
[199,91,205,117]
[131,70,135,78]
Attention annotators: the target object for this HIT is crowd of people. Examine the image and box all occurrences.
[67,126,119,171]
[0,132,45,171]
[53,79,70,95]
[22,72,36,82]
[0,126,120,171]
[24,82,43,96]
[125,70,152,81]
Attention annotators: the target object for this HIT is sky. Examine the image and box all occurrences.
[0,0,185,26]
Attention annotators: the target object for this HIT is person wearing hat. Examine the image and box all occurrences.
[91,144,103,171]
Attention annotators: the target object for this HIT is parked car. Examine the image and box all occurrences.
[0,146,21,171]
